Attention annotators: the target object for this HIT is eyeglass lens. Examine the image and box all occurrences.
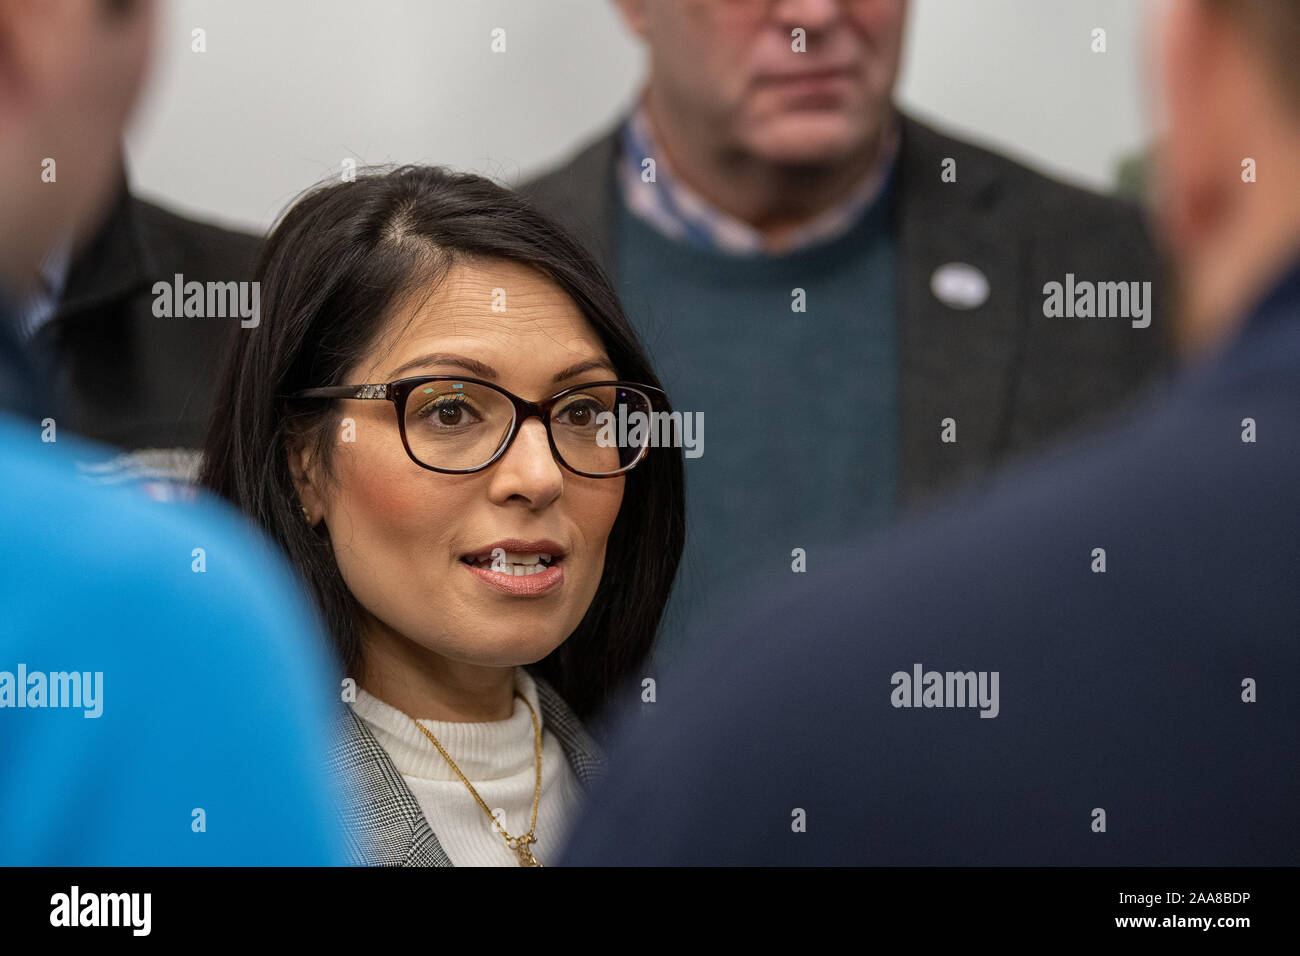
[403,381,655,474]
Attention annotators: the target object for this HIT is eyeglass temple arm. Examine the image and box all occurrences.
[292,384,390,400]
[292,381,670,407]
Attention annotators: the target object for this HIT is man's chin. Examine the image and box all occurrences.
[742,120,868,167]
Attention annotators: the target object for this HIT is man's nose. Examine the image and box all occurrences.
[771,0,844,32]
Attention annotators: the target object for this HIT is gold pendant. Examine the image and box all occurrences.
[509,834,543,867]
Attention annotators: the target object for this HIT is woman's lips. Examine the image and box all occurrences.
[462,561,564,596]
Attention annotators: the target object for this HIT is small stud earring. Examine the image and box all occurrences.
[302,505,313,525]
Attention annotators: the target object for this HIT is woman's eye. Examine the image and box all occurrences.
[555,397,606,427]
[417,394,481,427]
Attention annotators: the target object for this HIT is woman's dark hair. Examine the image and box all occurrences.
[200,165,685,720]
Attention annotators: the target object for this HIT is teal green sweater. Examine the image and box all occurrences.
[614,182,899,669]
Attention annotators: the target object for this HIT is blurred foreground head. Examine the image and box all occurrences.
[1152,0,1300,355]
[0,0,154,293]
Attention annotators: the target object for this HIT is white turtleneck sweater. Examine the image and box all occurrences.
[350,668,585,867]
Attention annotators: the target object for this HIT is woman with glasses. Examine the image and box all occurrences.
[200,166,684,866]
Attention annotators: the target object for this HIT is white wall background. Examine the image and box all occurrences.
[124,0,1156,235]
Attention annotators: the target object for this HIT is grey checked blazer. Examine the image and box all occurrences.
[325,667,606,866]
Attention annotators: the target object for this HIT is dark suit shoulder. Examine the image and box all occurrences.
[131,195,262,278]
[48,190,265,450]
[899,112,1148,235]
[518,129,619,204]
[517,129,622,273]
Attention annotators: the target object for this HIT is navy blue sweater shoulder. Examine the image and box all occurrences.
[563,261,1300,866]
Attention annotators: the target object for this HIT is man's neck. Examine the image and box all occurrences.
[642,88,892,245]
[1178,178,1300,358]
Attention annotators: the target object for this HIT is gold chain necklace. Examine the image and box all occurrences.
[411,689,544,867]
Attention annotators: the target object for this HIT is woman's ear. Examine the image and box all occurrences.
[287,435,326,526]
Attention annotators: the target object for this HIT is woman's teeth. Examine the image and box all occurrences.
[498,562,547,576]
[467,552,553,574]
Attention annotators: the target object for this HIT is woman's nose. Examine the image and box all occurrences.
[486,417,563,508]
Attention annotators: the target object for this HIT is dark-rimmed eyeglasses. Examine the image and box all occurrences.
[289,376,669,478]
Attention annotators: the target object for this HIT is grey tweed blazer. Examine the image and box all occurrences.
[325,667,606,866]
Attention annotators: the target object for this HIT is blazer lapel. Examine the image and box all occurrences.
[57,174,160,321]
[527,667,608,790]
[328,706,453,867]
[894,113,1024,508]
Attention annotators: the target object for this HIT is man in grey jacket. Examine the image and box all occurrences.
[521,0,1168,676]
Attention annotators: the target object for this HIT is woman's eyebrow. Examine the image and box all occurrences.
[552,359,616,383]
[384,353,615,384]
[385,353,498,380]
